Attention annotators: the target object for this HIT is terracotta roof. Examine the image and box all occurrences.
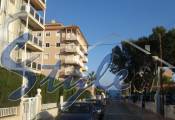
[45,23,89,46]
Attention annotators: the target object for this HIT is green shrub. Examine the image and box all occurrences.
[0,67,64,107]
[0,67,22,107]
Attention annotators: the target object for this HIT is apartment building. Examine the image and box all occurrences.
[0,0,46,73]
[42,20,88,80]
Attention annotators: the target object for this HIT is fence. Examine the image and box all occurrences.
[0,107,18,118]
[132,101,175,120]
[42,103,57,110]
[21,97,38,120]
[0,89,59,120]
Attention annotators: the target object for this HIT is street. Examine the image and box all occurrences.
[103,100,171,120]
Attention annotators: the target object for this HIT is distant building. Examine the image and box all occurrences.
[41,20,88,80]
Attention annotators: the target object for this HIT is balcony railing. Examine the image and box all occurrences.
[83,56,88,63]
[25,0,46,10]
[60,45,78,53]
[28,34,43,48]
[41,0,46,4]
[62,34,77,41]
[59,67,82,77]
[60,44,85,58]
[79,60,84,68]
[26,60,42,71]
[81,65,88,71]
[21,4,44,26]
[77,48,85,57]
[60,56,81,65]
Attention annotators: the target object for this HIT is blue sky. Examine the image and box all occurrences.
[46,0,175,72]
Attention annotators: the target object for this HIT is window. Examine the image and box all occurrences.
[44,54,49,60]
[46,32,50,37]
[56,43,60,47]
[55,54,60,59]
[37,32,42,37]
[46,43,50,47]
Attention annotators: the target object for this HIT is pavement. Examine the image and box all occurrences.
[103,100,173,120]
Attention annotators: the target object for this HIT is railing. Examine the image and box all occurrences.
[60,67,75,75]
[28,34,43,48]
[22,97,37,120]
[83,56,88,63]
[60,45,78,53]
[21,4,44,25]
[59,67,82,76]
[26,61,42,71]
[62,34,77,41]
[60,45,85,58]
[0,107,18,118]
[77,48,84,57]
[60,55,80,65]
[79,60,84,68]
[40,0,46,4]
[42,103,57,110]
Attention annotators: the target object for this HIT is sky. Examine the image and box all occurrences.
[46,0,175,72]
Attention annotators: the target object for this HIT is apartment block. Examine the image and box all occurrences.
[42,20,88,80]
[0,0,46,73]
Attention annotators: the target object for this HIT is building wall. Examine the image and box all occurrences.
[0,0,46,73]
[41,22,88,80]
[42,30,60,77]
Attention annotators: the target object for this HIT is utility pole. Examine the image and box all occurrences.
[158,33,164,116]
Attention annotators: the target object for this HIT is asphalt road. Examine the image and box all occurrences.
[103,100,170,120]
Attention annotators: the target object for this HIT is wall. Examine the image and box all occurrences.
[133,101,175,120]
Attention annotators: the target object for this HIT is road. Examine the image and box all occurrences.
[103,100,171,120]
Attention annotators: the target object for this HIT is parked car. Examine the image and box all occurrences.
[57,102,98,120]
[165,94,175,105]
[86,99,105,120]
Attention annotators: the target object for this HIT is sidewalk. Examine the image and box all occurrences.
[103,101,174,120]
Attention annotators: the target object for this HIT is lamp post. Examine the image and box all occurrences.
[157,66,164,116]
[158,33,164,116]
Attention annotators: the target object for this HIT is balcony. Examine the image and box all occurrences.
[83,56,88,63]
[60,44,86,58]
[26,60,42,73]
[59,67,82,77]
[61,34,78,42]
[60,56,83,67]
[60,45,79,54]
[26,34,43,52]
[79,60,84,68]
[25,0,46,10]
[77,48,85,57]
[21,4,45,30]
[82,65,88,71]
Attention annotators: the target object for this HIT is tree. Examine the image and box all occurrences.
[87,71,96,82]
[111,26,175,94]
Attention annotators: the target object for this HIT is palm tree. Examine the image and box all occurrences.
[87,71,96,82]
